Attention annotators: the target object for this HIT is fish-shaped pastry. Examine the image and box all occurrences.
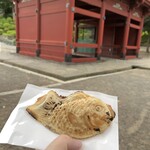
[26,91,115,139]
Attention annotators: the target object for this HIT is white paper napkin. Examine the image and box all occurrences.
[0,84,119,150]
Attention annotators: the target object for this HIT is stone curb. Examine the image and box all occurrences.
[0,59,132,81]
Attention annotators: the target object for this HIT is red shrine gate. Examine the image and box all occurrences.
[13,0,150,62]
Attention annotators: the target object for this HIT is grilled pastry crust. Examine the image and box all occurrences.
[26,91,115,139]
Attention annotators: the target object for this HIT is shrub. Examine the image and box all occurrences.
[0,18,6,24]
[6,30,16,37]
[7,17,13,23]
[0,16,16,39]
[4,27,9,32]
[8,24,15,30]
[0,22,3,29]
[2,33,9,36]
[0,29,3,35]
[3,22,10,28]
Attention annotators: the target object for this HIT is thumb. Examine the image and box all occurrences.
[45,135,82,150]
[67,138,82,150]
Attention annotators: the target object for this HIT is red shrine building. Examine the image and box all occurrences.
[13,0,150,62]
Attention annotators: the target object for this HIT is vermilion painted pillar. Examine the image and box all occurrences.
[14,0,20,53]
[75,21,79,43]
[97,1,105,60]
[35,0,40,56]
[74,21,79,53]
[65,0,75,62]
[136,17,144,57]
[122,12,131,59]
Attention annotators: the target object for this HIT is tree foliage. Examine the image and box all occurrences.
[143,16,150,32]
[0,16,16,38]
[143,16,150,52]
[0,0,13,17]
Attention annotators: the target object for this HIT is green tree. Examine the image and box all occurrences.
[143,16,150,53]
[0,0,13,17]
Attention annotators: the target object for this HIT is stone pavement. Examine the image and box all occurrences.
[0,43,150,150]
[0,44,150,81]
[55,69,150,150]
[0,42,16,53]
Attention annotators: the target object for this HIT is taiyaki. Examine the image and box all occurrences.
[26,91,115,139]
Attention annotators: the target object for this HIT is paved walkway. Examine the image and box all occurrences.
[0,43,150,150]
[0,43,150,81]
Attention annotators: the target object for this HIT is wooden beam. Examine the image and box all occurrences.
[35,0,40,56]
[122,12,131,58]
[73,43,98,48]
[18,0,35,8]
[14,1,20,53]
[72,57,96,63]
[65,0,75,62]
[130,23,140,30]
[125,55,137,59]
[18,39,36,44]
[136,17,144,57]
[74,7,101,19]
[79,0,102,7]
[104,0,128,17]
[65,1,70,54]
[97,1,106,59]
[40,40,64,46]
[65,0,75,53]
[126,46,138,49]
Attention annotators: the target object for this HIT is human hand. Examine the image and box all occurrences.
[45,134,82,150]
